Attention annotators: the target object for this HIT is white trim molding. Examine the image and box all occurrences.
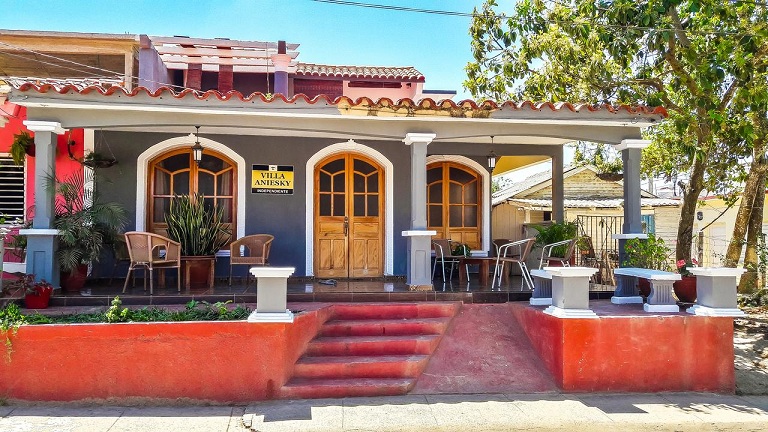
[614,139,651,151]
[305,140,395,276]
[135,135,247,240]
[426,155,491,253]
[22,120,66,135]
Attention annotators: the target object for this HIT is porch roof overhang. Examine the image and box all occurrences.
[3,83,666,146]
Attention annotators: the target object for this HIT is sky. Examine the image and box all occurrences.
[3,0,489,100]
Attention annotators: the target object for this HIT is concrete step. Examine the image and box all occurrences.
[293,355,430,379]
[279,377,415,399]
[305,335,441,357]
[330,303,459,321]
[318,317,450,337]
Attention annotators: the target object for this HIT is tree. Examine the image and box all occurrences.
[466,0,768,264]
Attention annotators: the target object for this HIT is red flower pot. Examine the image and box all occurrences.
[638,278,651,297]
[673,276,697,303]
[24,285,53,309]
[60,264,88,293]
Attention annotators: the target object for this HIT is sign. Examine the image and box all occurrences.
[252,164,294,195]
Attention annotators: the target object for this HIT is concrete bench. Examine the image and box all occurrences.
[529,269,552,306]
[613,267,681,313]
[687,267,746,317]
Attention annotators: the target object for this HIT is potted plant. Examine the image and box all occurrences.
[52,172,127,292]
[674,258,699,303]
[623,234,672,296]
[165,193,231,287]
[12,274,54,309]
[9,131,34,165]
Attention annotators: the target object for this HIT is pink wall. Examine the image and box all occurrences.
[0,306,333,402]
[342,81,422,101]
[0,104,85,221]
[511,303,735,393]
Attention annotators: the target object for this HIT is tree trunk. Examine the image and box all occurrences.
[725,165,763,267]
[739,176,765,292]
[676,151,707,262]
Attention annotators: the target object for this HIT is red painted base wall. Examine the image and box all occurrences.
[0,306,332,402]
[511,303,735,393]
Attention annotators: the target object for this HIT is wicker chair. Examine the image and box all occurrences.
[122,231,181,295]
[229,234,274,286]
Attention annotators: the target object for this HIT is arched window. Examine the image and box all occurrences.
[427,162,481,248]
[147,149,236,241]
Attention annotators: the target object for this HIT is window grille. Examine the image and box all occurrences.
[0,156,25,222]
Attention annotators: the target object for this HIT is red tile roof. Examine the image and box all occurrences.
[4,82,669,119]
[295,63,425,82]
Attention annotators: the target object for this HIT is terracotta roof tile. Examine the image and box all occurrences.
[295,63,425,82]
[3,81,669,120]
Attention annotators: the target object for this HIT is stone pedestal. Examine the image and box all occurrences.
[543,266,599,319]
[529,269,552,306]
[403,230,436,289]
[686,267,746,317]
[19,228,60,287]
[247,267,294,323]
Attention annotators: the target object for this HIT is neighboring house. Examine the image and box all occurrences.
[492,165,681,265]
[0,30,665,287]
[694,192,768,267]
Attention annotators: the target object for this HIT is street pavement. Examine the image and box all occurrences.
[1,393,767,431]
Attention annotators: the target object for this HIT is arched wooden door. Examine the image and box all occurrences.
[315,153,383,278]
[147,149,236,239]
[426,162,481,249]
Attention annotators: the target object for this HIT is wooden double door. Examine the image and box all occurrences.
[315,154,383,278]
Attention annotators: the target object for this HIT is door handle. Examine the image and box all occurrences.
[344,216,349,237]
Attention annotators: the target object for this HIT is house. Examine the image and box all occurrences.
[694,192,768,267]
[0,30,665,288]
[492,165,681,266]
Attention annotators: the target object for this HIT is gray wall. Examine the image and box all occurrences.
[96,131,412,277]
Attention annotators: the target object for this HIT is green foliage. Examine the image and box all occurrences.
[9,131,33,166]
[532,221,578,256]
[466,0,768,261]
[0,303,26,362]
[165,193,231,256]
[623,234,673,271]
[51,172,127,272]
[572,142,622,175]
[738,289,768,308]
[452,243,472,257]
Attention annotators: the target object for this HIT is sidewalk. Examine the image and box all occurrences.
[1,393,767,431]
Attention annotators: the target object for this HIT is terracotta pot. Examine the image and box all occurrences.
[60,264,88,293]
[673,276,697,303]
[24,286,52,309]
[638,278,651,297]
[182,256,215,288]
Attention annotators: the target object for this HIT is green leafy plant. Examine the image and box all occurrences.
[532,221,578,257]
[452,243,471,257]
[51,172,127,272]
[9,131,33,166]
[623,234,673,271]
[0,303,26,362]
[8,274,54,296]
[165,193,231,256]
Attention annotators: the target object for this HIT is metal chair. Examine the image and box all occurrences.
[229,234,273,286]
[123,231,181,295]
[431,239,468,282]
[538,238,577,269]
[492,238,536,290]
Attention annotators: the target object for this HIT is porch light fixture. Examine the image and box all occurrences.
[191,126,203,166]
[487,136,497,169]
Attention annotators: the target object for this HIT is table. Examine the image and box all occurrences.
[458,257,498,286]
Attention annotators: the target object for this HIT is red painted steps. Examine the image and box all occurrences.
[279,302,460,399]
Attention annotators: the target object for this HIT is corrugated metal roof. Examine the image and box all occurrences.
[503,198,681,208]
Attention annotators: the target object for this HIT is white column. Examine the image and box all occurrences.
[403,133,436,289]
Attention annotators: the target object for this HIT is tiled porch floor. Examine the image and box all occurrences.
[3,271,615,308]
